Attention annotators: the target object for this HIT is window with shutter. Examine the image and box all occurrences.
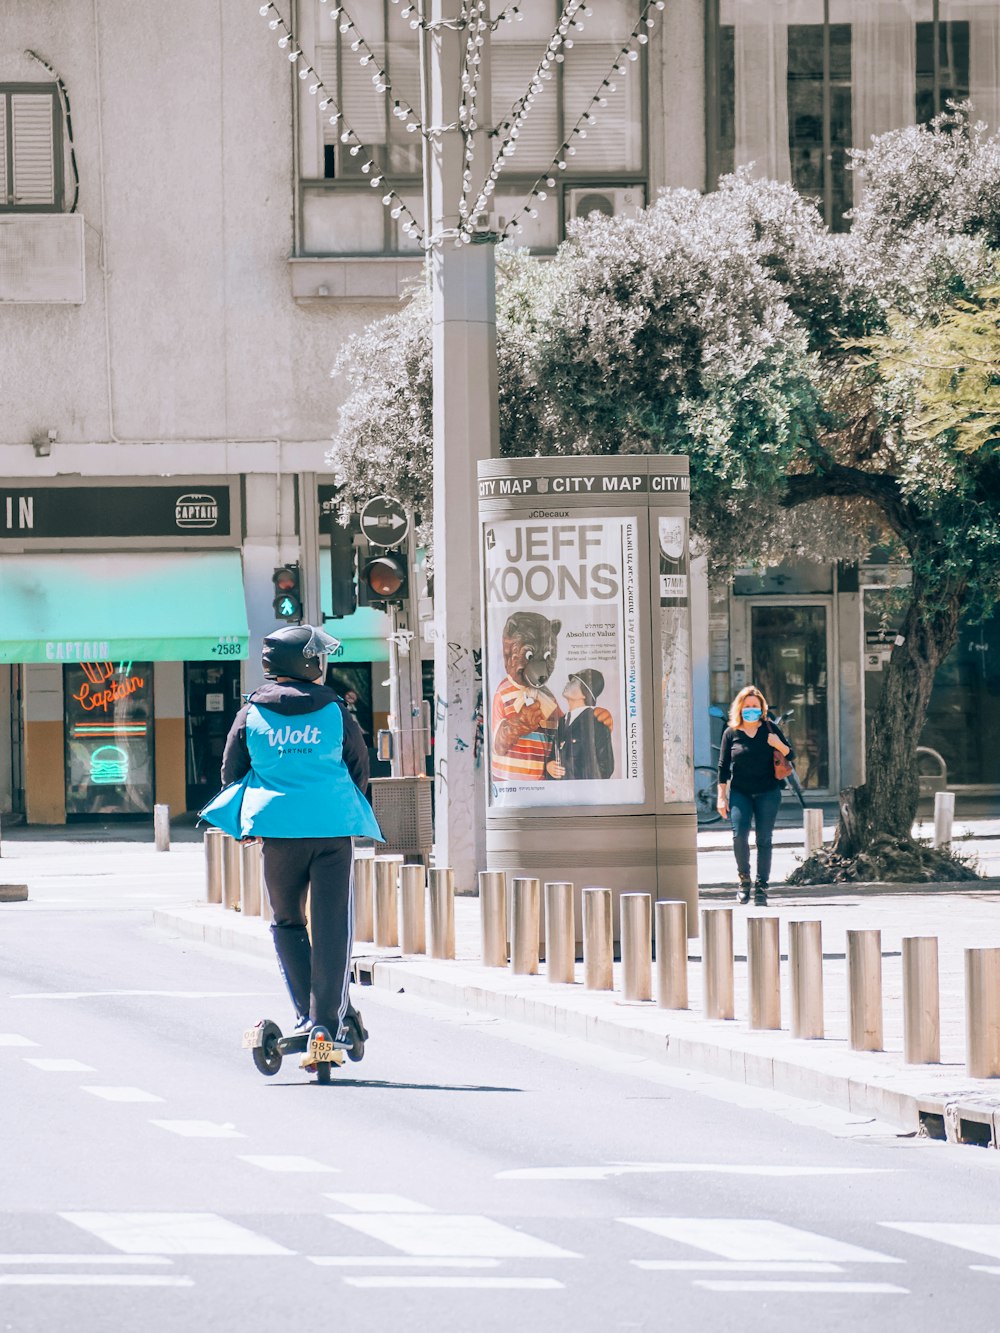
[1,86,61,212]
[491,46,560,172]
[562,45,642,173]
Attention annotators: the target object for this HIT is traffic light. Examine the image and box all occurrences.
[360,548,409,608]
[328,520,357,618]
[272,564,302,622]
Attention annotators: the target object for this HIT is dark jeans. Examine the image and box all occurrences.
[261,836,354,1033]
[729,787,782,884]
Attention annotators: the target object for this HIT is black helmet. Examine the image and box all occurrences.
[261,625,341,682]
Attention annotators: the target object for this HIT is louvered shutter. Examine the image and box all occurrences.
[11,92,56,207]
[491,45,559,172]
[341,43,388,148]
[0,99,8,205]
[316,45,341,147]
[562,45,641,172]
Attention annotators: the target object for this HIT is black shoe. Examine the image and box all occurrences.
[736,877,752,906]
[754,884,769,906]
[340,1005,368,1063]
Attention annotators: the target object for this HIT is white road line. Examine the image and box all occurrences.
[632,1261,844,1273]
[328,1214,579,1259]
[10,991,274,1001]
[310,1258,502,1268]
[0,1275,194,1288]
[342,1276,564,1290]
[150,1120,245,1138]
[325,1194,432,1213]
[499,1164,890,1181]
[0,1255,172,1266]
[83,1087,164,1103]
[0,1034,37,1047]
[621,1219,902,1265]
[971,1266,1000,1276]
[60,1213,294,1257]
[24,1059,96,1073]
[240,1156,340,1174]
[693,1281,909,1295]
[883,1224,1000,1261]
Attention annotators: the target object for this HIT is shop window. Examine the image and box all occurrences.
[0,85,62,212]
[64,662,155,817]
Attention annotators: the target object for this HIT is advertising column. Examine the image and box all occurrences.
[478,457,698,938]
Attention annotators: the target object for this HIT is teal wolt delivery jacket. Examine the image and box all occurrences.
[200,680,383,842]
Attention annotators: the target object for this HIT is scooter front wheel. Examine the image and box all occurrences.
[251,1020,283,1076]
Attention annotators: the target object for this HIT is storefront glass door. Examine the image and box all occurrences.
[64,662,155,817]
[750,603,831,790]
[185,663,243,811]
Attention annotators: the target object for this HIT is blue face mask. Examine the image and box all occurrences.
[741,707,763,723]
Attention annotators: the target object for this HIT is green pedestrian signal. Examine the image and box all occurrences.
[272,564,302,623]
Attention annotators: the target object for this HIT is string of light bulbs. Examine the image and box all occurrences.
[317,0,424,131]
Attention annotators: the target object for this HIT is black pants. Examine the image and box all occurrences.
[729,787,782,884]
[261,836,354,1034]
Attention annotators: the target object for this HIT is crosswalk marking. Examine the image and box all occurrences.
[23,1058,96,1073]
[0,1255,172,1266]
[632,1261,844,1273]
[60,1213,294,1257]
[970,1266,1000,1276]
[10,990,275,1001]
[621,1219,901,1265]
[240,1156,340,1174]
[83,1087,164,1103]
[342,1276,564,1290]
[0,1275,194,1288]
[884,1224,1000,1261]
[0,1034,37,1047]
[328,1214,579,1259]
[693,1281,909,1295]
[499,1164,890,1181]
[310,1257,502,1268]
[150,1120,245,1138]
[325,1194,432,1213]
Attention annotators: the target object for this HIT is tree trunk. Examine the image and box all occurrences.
[833,579,963,857]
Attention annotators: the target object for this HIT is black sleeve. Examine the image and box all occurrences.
[339,701,370,792]
[220,705,252,785]
[597,718,614,779]
[717,728,733,784]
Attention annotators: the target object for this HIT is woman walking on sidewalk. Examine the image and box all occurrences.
[716,686,793,905]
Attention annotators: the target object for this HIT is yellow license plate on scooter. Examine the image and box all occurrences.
[310,1039,336,1063]
[242,1027,265,1049]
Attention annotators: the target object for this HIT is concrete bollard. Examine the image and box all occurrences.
[847,929,883,1051]
[510,877,540,976]
[902,936,940,1064]
[965,947,1000,1078]
[154,804,171,852]
[701,907,734,1020]
[933,790,955,849]
[353,857,374,943]
[428,868,456,960]
[655,900,688,1009]
[222,835,241,911]
[544,881,576,985]
[374,855,402,948]
[479,870,508,968]
[240,840,263,917]
[583,888,613,991]
[204,828,224,904]
[747,916,781,1030]
[621,893,652,1002]
[399,863,426,955]
[789,919,824,1039]
[804,808,823,858]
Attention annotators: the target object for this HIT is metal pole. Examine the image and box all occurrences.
[399,863,427,955]
[965,947,1000,1078]
[933,790,955,849]
[583,888,613,991]
[847,928,883,1051]
[544,881,575,985]
[222,835,241,911]
[428,867,456,959]
[204,828,223,905]
[789,919,824,1039]
[510,877,540,976]
[902,936,940,1064]
[240,840,262,917]
[747,915,781,1030]
[479,870,507,967]
[621,893,652,1002]
[655,900,688,1009]
[353,856,374,942]
[374,854,401,948]
[803,808,823,858]
[701,907,734,1020]
[153,804,170,852]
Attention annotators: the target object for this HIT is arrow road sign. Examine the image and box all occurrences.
[360,495,410,548]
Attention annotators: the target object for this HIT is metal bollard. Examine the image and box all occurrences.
[479,870,508,967]
[399,864,426,955]
[222,835,242,911]
[803,808,823,858]
[621,894,652,1002]
[204,828,224,905]
[933,791,955,849]
[353,857,374,942]
[583,888,613,991]
[428,868,455,960]
[747,916,781,1030]
[902,936,940,1064]
[510,877,540,976]
[965,947,1000,1078]
[154,804,170,852]
[701,908,735,1020]
[544,881,575,985]
[373,855,401,948]
[789,919,824,1039]
[847,929,883,1051]
[240,840,262,917]
[655,900,688,1009]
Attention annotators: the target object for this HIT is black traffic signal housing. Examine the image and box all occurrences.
[360,547,409,609]
[328,520,357,618]
[272,564,303,622]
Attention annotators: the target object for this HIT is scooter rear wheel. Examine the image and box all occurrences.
[315,1062,332,1085]
[251,1020,283,1076]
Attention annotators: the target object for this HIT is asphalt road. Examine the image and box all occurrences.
[3,871,1000,1333]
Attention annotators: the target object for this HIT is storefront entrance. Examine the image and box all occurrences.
[64,662,155,818]
[184,662,243,812]
[749,601,833,791]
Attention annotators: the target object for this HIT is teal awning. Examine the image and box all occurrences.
[320,561,391,663]
[0,550,250,663]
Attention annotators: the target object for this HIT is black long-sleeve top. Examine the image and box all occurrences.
[717,722,794,795]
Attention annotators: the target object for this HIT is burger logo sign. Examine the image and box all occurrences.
[174,493,219,530]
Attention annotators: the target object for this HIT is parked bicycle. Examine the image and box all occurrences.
[694,705,804,825]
